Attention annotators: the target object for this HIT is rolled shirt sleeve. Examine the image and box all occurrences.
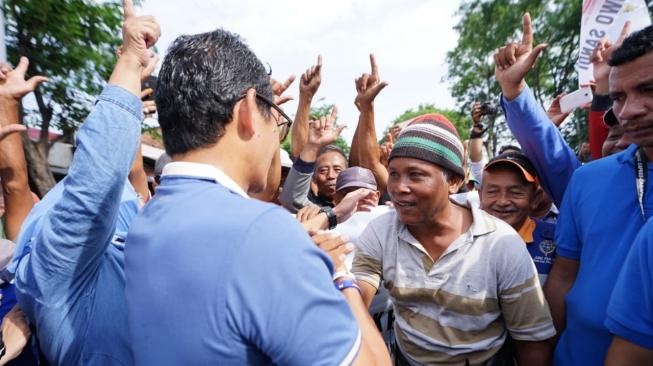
[351,223,384,290]
[496,231,556,341]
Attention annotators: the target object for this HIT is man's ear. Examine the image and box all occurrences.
[530,186,544,212]
[448,176,464,194]
[236,88,257,139]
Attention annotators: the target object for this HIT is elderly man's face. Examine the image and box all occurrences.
[314,151,347,199]
[479,166,539,230]
[610,51,653,150]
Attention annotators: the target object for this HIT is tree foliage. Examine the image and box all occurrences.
[446,0,582,154]
[389,104,473,141]
[4,0,124,194]
[281,102,350,157]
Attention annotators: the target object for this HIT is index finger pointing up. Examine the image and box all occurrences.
[521,12,533,46]
[370,54,379,77]
[124,0,135,19]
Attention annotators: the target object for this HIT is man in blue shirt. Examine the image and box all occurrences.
[10,3,161,364]
[604,220,653,365]
[495,16,653,365]
[125,28,391,365]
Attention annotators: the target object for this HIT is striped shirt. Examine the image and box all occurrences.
[352,197,555,365]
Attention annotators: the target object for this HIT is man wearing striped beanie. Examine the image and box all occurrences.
[352,113,555,365]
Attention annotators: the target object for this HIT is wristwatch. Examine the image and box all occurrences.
[319,206,338,230]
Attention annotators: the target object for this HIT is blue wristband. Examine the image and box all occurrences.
[334,277,361,294]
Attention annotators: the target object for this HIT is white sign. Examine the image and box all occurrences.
[577,0,651,85]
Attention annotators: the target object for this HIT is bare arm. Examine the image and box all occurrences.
[605,336,653,366]
[469,102,484,164]
[514,340,552,366]
[290,56,321,159]
[543,256,579,345]
[129,142,150,203]
[0,59,47,241]
[350,54,389,193]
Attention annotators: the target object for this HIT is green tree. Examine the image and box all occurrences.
[281,102,350,157]
[4,0,124,195]
[446,0,582,154]
[389,104,473,142]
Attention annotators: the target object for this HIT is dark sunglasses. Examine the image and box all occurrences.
[238,93,292,142]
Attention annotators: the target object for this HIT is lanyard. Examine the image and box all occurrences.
[635,147,648,220]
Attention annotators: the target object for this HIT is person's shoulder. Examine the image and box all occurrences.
[366,208,398,230]
[574,146,634,178]
[476,210,524,251]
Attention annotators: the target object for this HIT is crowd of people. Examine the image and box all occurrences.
[0,1,649,365]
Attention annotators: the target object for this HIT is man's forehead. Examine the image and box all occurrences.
[609,51,653,90]
[483,166,532,187]
[316,151,347,167]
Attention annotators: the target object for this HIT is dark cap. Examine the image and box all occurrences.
[604,108,619,127]
[154,153,172,176]
[485,151,538,184]
[336,167,377,192]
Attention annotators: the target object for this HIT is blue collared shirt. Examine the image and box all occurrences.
[125,164,361,365]
[554,144,653,365]
[12,85,142,365]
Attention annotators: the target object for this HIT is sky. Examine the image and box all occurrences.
[139,0,463,143]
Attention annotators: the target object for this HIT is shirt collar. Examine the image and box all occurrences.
[396,193,496,246]
[616,144,639,164]
[517,217,536,243]
[162,162,249,199]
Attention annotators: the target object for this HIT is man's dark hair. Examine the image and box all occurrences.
[156,29,274,155]
[498,144,522,155]
[317,145,348,165]
[609,25,653,67]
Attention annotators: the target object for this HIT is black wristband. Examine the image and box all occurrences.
[320,206,338,230]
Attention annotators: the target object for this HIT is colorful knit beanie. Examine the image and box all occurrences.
[389,113,465,178]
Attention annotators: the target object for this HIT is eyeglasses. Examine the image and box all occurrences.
[237,93,292,142]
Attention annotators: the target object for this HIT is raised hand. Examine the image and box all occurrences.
[121,0,161,67]
[117,47,159,82]
[307,106,346,148]
[354,54,388,109]
[0,124,27,142]
[471,102,483,125]
[591,21,630,94]
[0,58,47,101]
[494,13,548,99]
[270,74,296,105]
[110,0,161,95]
[299,55,322,99]
[546,93,571,127]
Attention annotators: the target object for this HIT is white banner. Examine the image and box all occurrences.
[577,0,651,85]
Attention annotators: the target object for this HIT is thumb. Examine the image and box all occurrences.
[335,124,347,137]
[369,81,389,99]
[15,57,29,76]
[0,124,27,141]
[26,75,48,92]
[526,43,548,66]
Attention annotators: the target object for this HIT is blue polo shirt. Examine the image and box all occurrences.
[125,171,361,365]
[605,219,653,349]
[554,144,653,365]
